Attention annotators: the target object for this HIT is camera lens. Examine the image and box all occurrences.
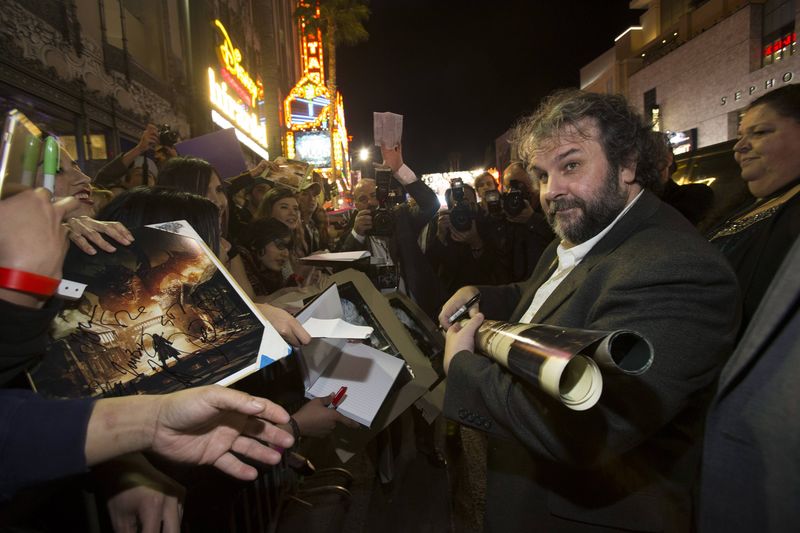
[503,190,524,217]
[370,207,394,236]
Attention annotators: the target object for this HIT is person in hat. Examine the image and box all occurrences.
[297,171,324,254]
[225,160,272,246]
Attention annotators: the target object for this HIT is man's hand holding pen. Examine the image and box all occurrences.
[439,286,484,374]
[438,286,481,331]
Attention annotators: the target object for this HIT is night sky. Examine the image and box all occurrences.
[337,0,643,174]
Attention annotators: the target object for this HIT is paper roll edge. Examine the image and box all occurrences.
[593,330,653,376]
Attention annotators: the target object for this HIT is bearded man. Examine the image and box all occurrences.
[438,90,740,532]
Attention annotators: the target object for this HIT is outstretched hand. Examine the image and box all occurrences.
[150,386,294,480]
[292,394,360,439]
[256,303,311,346]
[66,216,134,255]
[96,454,185,533]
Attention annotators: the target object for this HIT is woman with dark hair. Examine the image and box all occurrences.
[156,157,228,226]
[256,186,307,254]
[237,218,295,297]
[154,156,262,299]
[254,186,326,286]
[708,83,800,331]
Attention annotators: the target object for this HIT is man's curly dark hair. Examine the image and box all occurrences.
[510,89,662,191]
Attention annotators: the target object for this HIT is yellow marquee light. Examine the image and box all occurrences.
[214,20,264,107]
[208,68,267,149]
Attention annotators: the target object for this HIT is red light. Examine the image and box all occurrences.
[783,35,792,46]
[765,44,773,56]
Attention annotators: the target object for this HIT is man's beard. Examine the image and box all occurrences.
[544,171,628,245]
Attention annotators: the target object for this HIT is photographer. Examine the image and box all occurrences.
[336,144,442,317]
[94,124,179,193]
[488,162,554,283]
[424,181,497,298]
[473,171,499,206]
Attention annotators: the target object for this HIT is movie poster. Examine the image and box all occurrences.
[29,224,274,399]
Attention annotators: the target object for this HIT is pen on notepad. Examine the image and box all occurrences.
[440,293,481,330]
[331,386,347,409]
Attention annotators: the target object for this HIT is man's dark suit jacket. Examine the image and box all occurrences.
[336,180,443,318]
[444,190,740,532]
[699,235,800,532]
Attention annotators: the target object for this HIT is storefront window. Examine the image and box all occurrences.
[763,26,796,66]
[762,0,796,66]
[61,134,108,161]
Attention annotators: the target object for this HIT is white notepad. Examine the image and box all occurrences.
[294,283,403,427]
[305,341,404,427]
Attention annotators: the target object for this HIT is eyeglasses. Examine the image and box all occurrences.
[272,239,291,251]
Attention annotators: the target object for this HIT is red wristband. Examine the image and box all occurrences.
[0,267,60,297]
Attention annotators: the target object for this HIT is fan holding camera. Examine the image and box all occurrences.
[425,179,497,298]
[335,143,442,317]
[487,162,555,283]
[94,123,180,194]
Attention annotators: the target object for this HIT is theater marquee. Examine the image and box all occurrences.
[208,19,269,159]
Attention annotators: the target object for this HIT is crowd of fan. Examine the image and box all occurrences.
[1,83,799,532]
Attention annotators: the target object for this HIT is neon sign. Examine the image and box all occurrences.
[208,68,267,149]
[298,3,325,85]
[284,3,349,178]
[214,20,264,107]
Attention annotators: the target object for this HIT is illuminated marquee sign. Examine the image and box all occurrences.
[209,19,267,158]
[214,20,264,107]
[284,3,348,177]
[285,78,330,130]
[299,4,325,85]
[208,68,267,147]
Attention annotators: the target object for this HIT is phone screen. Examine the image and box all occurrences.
[0,109,45,199]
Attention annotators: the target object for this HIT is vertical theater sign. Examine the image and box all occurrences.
[208,19,269,160]
[284,5,349,180]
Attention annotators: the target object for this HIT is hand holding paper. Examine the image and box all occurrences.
[373,112,403,149]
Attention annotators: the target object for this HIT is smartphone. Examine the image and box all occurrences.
[0,109,46,199]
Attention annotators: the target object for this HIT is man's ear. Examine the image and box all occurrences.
[619,163,637,185]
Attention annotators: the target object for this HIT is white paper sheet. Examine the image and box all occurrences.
[306,342,405,427]
[373,112,403,148]
[300,251,371,263]
[303,317,373,339]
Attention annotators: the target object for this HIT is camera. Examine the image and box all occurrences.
[448,178,473,232]
[502,179,526,217]
[157,124,179,147]
[369,168,404,236]
[484,189,503,219]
